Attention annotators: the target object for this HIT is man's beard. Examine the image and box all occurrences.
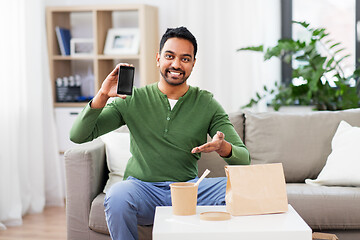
[160,68,188,86]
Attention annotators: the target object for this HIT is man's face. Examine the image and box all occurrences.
[157,38,196,86]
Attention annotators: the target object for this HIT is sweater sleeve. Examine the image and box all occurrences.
[208,99,250,165]
[69,99,126,144]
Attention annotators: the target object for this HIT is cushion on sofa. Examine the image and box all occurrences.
[306,121,360,187]
[100,126,131,193]
[228,111,245,141]
[287,183,360,230]
[243,109,360,182]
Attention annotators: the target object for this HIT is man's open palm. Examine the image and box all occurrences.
[191,131,226,154]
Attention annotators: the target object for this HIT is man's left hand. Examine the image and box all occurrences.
[191,131,232,158]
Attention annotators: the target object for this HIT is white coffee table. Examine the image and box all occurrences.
[152,204,312,240]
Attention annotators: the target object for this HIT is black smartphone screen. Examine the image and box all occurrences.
[117,66,135,95]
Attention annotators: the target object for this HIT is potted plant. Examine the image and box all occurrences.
[238,21,360,111]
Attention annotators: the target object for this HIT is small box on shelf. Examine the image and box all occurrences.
[55,75,93,102]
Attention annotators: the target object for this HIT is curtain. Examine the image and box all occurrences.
[177,0,281,112]
[0,0,64,230]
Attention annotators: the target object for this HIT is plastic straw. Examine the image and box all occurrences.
[194,169,211,187]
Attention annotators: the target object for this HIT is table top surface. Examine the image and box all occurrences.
[152,204,312,240]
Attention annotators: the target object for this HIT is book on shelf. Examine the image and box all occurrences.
[55,26,71,56]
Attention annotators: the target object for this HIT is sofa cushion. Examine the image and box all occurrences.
[287,183,360,230]
[306,121,360,187]
[89,193,153,239]
[100,130,131,193]
[244,109,360,182]
[89,194,109,235]
[228,111,245,142]
[100,126,131,193]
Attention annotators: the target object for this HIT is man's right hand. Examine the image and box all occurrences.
[91,63,133,109]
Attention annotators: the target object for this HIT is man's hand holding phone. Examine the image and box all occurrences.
[91,63,133,109]
[117,65,135,95]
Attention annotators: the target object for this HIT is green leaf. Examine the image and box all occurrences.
[293,21,310,29]
[295,55,308,61]
[237,45,263,52]
[324,39,333,44]
[329,42,341,49]
[326,58,335,68]
[311,55,326,67]
[337,54,351,63]
[312,28,328,39]
[334,48,346,54]
[283,54,292,63]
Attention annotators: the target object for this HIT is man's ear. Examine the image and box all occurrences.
[156,52,160,67]
[193,57,196,67]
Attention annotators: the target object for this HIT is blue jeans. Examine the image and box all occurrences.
[104,176,227,240]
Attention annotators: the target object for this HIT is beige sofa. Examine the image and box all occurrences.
[65,108,360,240]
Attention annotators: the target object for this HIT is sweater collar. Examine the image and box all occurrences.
[153,82,193,100]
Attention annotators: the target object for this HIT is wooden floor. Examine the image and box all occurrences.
[0,206,66,240]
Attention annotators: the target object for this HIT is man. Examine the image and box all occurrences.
[70,26,250,240]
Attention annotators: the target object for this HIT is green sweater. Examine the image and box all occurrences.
[70,83,250,182]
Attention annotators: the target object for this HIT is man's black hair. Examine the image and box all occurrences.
[159,26,197,58]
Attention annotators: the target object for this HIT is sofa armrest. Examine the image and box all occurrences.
[64,138,107,240]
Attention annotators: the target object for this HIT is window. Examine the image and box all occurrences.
[281,0,360,86]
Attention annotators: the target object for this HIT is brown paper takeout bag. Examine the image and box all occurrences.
[225,163,288,216]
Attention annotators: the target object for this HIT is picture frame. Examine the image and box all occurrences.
[103,28,140,55]
[70,38,94,56]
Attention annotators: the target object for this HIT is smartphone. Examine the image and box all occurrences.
[117,65,135,95]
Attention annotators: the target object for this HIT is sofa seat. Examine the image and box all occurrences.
[287,183,360,230]
[89,194,108,235]
[90,184,360,236]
